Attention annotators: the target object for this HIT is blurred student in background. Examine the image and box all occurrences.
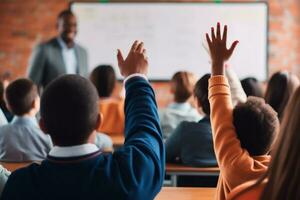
[90,65,125,137]
[0,79,53,162]
[160,71,201,139]
[229,86,300,200]
[166,74,217,167]
[265,71,299,121]
[241,77,264,98]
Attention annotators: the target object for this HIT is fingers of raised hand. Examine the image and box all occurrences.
[130,40,139,52]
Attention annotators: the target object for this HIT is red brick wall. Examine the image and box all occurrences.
[0,0,300,108]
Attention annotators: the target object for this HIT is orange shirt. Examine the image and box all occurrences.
[208,76,270,200]
[98,98,125,136]
[227,180,266,200]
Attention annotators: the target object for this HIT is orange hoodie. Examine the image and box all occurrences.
[208,76,270,200]
[98,98,125,136]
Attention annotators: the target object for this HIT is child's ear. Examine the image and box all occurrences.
[39,118,48,134]
[32,96,40,111]
[95,113,102,130]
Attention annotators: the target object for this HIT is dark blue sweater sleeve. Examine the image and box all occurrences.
[109,76,165,199]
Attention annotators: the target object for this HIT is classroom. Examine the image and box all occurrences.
[0,0,299,200]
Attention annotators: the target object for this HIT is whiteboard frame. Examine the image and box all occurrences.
[70,1,269,82]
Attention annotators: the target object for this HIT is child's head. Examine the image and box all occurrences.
[233,97,279,156]
[241,77,263,98]
[171,71,197,103]
[194,74,210,116]
[261,86,300,199]
[265,71,299,120]
[40,75,100,146]
[90,65,117,98]
[5,79,39,116]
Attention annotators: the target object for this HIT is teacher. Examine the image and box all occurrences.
[27,9,88,89]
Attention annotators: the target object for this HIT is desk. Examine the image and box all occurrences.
[156,187,215,200]
[111,135,125,148]
[166,163,220,186]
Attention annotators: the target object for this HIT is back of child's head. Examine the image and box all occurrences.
[233,96,279,156]
[5,78,38,116]
[265,71,299,120]
[194,73,210,115]
[171,71,196,103]
[40,75,99,146]
[241,77,263,98]
[90,65,116,98]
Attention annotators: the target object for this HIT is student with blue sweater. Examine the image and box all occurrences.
[1,41,165,200]
[166,74,217,167]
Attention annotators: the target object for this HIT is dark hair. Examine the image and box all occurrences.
[5,79,38,116]
[260,86,300,199]
[57,9,74,21]
[171,71,195,103]
[241,77,263,98]
[265,71,299,120]
[194,74,210,115]
[90,65,116,98]
[233,96,279,156]
[40,75,99,146]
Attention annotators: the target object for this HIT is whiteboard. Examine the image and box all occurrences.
[72,2,268,80]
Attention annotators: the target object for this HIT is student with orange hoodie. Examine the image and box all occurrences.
[228,86,300,200]
[205,23,279,200]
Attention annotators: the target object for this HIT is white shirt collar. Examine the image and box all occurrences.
[49,143,99,158]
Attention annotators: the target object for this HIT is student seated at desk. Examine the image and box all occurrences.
[90,65,125,136]
[265,71,299,121]
[0,79,52,162]
[1,41,164,200]
[205,23,279,200]
[160,71,202,139]
[228,87,300,200]
[166,74,217,167]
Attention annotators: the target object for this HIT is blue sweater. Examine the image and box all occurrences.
[1,77,165,200]
[165,117,217,167]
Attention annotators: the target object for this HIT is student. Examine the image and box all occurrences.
[90,65,125,136]
[265,71,299,120]
[228,86,300,200]
[241,77,263,98]
[1,41,164,200]
[0,79,52,162]
[160,71,202,139]
[166,74,217,167]
[205,23,279,200]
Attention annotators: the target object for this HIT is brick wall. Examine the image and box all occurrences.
[0,0,300,108]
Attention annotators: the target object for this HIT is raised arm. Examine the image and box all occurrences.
[108,41,164,199]
[206,24,252,172]
[225,66,247,106]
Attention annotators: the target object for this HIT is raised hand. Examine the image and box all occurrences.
[206,23,239,75]
[117,40,148,78]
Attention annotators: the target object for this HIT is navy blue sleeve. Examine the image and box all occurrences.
[108,76,165,200]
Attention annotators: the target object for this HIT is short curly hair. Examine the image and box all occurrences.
[233,96,279,156]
